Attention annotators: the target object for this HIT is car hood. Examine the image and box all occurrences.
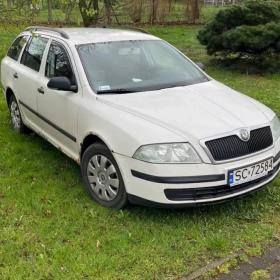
[97,80,274,141]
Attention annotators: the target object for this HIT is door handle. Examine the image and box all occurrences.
[13,73,18,79]
[37,87,44,94]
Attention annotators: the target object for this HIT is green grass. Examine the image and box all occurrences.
[1,25,280,280]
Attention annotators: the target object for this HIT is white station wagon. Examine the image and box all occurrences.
[1,26,280,209]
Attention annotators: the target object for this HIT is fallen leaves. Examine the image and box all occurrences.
[0,191,5,198]
[45,210,51,217]
[96,240,102,248]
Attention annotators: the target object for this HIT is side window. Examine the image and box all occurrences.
[45,41,73,81]
[7,36,28,61]
[21,36,48,72]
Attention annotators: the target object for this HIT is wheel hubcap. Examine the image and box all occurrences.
[98,172,107,184]
[87,155,119,201]
[10,101,20,131]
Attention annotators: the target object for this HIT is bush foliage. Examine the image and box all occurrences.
[197,0,280,58]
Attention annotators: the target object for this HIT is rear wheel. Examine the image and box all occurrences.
[9,95,28,134]
[81,142,128,209]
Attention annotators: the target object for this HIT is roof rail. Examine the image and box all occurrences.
[25,26,69,39]
[88,25,151,35]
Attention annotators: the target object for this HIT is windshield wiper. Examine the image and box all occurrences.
[158,78,208,90]
[159,84,187,90]
[96,88,139,94]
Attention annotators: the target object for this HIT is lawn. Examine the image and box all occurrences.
[0,25,280,280]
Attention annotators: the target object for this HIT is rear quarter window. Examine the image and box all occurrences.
[7,36,28,61]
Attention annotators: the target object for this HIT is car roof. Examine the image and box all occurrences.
[23,28,160,45]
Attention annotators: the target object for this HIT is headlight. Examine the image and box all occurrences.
[133,143,202,163]
[271,115,280,142]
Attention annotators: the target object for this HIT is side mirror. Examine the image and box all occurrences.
[47,77,77,93]
[196,62,206,71]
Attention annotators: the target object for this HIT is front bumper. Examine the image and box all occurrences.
[114,138,280,207]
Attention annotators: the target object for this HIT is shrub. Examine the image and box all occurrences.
[197,0,280,59]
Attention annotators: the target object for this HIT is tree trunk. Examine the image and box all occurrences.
[168,0,172,12]
[149,0,158,24]
[7,0,11,10]
[47,0,52,22]
[65,12,70,22]
[79,0,99,27]
[93,0,99,21]
[104,0,112,24]
[185,0,200,23]
[193,0,199,22]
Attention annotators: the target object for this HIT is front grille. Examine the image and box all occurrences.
[205,126,273,161]
[164,164,279,201]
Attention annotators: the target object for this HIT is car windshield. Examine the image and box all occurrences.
[77,40,209,94]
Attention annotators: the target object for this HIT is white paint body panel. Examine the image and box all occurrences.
[1,27,280,206]
[114,137,280,204]
[96,80,275,159]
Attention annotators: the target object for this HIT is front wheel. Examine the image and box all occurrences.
[9,95,28,134]
[81,143,128,209]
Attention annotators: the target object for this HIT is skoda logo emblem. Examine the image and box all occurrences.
[240,129,250,141]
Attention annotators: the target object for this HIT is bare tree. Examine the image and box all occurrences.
[47,0,52,22]
[168,0,172,12]
[149,0,158,24]
[158,0,170,22]
[104,0,112,24]
[7,0,11,10]
[185,0,200,23]
[124,0,144,23]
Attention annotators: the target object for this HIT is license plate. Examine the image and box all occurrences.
[228,158,273,186]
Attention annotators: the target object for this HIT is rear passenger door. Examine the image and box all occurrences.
[14,36,49,133]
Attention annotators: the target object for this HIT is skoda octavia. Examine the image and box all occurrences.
[1,26,280,209]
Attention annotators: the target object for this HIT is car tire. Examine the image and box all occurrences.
[9,95,28,134]
[81,142,128,209]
